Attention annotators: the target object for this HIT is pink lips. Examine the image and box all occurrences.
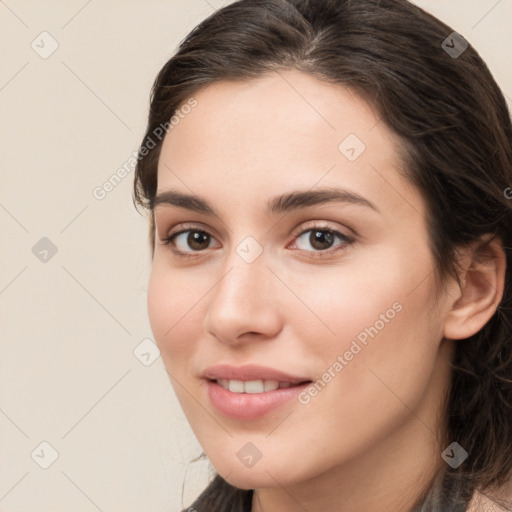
[202,364,312,420]
[201,364,310,384]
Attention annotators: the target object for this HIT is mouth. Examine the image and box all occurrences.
[201,364,313,419]
[208,378,312,393]
[201,363,311,387]
[204,377,314,420]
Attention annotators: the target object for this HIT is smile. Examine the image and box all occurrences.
[205,379,312,420]
[214,378,308,393]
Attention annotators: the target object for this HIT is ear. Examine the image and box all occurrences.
[442,234,506,340]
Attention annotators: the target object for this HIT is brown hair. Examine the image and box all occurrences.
[133,0,512,509]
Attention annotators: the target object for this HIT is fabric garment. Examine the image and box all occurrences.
[181,475,253,512]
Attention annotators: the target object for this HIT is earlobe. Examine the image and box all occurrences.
[442,235,506,341]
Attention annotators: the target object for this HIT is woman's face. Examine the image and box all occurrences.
[148,70,458,491]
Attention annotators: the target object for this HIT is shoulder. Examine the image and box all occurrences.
[467,484,512,512]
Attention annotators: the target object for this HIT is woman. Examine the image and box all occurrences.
[133,0,512,510]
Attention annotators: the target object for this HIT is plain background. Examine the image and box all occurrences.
[0,1,510,511]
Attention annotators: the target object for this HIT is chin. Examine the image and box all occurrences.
[213,456,310,490]
[220,469,280,490]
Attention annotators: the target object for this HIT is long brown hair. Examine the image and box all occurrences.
[133,0,512,509]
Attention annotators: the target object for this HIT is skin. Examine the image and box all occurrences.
[147,70,505,512]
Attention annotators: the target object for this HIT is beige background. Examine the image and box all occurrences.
[0,1,510,511]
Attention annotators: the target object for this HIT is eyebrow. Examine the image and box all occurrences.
[151,187,380,216]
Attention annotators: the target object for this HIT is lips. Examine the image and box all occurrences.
[201,364,311,385]
[201,364,313,420]
[216,379,296,393]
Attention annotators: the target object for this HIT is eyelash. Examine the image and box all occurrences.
[159,222,355,260]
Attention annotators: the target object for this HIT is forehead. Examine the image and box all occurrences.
[162,70,384,160]
[156,70,425,221]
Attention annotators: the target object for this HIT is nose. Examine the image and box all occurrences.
[203,249,283,346]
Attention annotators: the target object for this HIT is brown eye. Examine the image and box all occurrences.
[166,229,215,252]
[308,230,335,251]
[293,226,353,255]
[185,231,211,251]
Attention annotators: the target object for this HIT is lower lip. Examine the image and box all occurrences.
[205,380,310,420]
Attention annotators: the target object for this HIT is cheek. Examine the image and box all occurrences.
[299,259,441,424]
[293,245,442,400]
[147,262,203,368]
[286,255,411,359]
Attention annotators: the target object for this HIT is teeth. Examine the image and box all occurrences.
[264,380,281,392]
[217,379,293,393]
[228,379,245,393]
[217,379,229,389]
[244,380,265,393]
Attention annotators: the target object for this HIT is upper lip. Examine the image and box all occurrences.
[202,364,311,384]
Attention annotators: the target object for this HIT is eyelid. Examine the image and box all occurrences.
[164,222,218,241]
[288,220,354,242]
